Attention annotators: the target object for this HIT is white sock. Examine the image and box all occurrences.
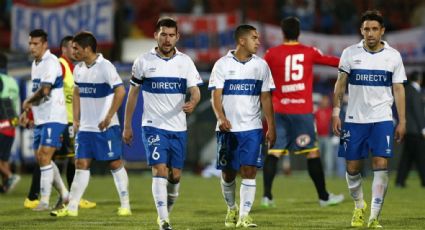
[68,169,90,212]
[111,167,130,209]
[239,179,256,218]
[51,162,69,200]
[153,177,168,221]
[167,181,180,214]
[221,177,236,209]
[346,172,364,209]
[370,170,388,220]
[40,164,54,205]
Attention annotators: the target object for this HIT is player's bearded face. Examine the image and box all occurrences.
[361,20,385,50]
[155,27,179,57]
[71,42,85,62]
[28,37,47,60]
[244,30,260,54]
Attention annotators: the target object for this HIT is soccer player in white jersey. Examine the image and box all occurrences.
[50,31,131,217]
[19,29,69,211]
[209,24,276,228]
[123,17,202,230]
[332,10,406,228]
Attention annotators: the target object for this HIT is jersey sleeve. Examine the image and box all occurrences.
[392,52,407,83]
[312,47,340,67]
[208,61,225,90]
[186,58,203,88]
[130,57,144,86]
[41,59,60,86]
[106,63,123,89]
[261,62,275,92]
[338,48,351,74]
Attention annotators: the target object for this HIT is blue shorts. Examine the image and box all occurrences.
[33,123,67,150]
[141,126,187,169]
[75,126,122,161]
[216,129,263,171]
[269,114,318,155]
[338,121,394,160]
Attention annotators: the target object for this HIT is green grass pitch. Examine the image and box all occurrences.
[0,172,424,229]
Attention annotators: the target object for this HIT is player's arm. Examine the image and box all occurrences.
[183,86,200,114]
[260,91,276,148]
[72,85,80,132]
[98,85,126,131]
[211,89,231,132]
[313,48,340,67]
[22,84,51,111]
[331,71,348,136]
[122,83,140,145]
[393,83,406,142]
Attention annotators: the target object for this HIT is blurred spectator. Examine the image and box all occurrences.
[0,52,20,193]
[314,95,334,176]
[334,0,357,34]
[410,1,425,27]
[395,71,425,188]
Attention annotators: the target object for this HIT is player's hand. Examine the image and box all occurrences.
[394,121,406,143]
[19,112,29,128]
[183,101,196,114]
[218,117,232,132]
[265,128,276,148]
[122,127,133,145]
[332,116,342,137]
[73,120,80,134]
[98,116,111,131]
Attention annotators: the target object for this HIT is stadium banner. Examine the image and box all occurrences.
[259,23,425,62]
[167,12,241,64]
[11,0,114,51]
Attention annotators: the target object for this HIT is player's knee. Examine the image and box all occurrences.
[222,170,237,182]
[75,159,90,169]
[109,159,123,170]
[240,166,257,179]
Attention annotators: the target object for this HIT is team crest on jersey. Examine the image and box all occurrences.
[228,70,236,75]
[354,59,362,64]
[147,135,160,146]
[296,134,311,147]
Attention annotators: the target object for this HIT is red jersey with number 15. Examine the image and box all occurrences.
[264,43,339,114]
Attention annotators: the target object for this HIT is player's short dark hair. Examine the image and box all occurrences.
[234,24,257,42]
[73,31,97,53]
[29,29,48,42]
[281,17,300,40]
[360,10,385,28]
[155,17,178,32]
[60,35,74,48]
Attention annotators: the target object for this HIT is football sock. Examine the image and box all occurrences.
[153,177,168,221]
[68,169,90,211]
[51,161,69,200]
[370,170,388,220]
[221,177,236,209]
[66,159,75,190]
[307,157,329,200]
[263,155,279,200]
[346,172,364,209]
[239,179,256,218]
[167,180,180,214]
[28,166,40,200]
[111,166,130,209]
[39,164,54,205]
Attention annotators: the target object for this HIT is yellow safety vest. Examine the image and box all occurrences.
[59,57,74,123]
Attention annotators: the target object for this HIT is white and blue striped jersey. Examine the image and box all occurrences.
[131,48,203,132]
[208,51,275,132]
[339,40,406,123]
[31,49,67,125]
[74,54,123,132]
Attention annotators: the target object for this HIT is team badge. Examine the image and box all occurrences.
[296,134,311,147]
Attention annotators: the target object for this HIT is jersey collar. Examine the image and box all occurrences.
[227,50,255,64]
[357,39,388,54]
[151,47,181,61]
[85,54,104,68]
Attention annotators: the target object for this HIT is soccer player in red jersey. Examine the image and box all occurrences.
[261,16,344,207]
